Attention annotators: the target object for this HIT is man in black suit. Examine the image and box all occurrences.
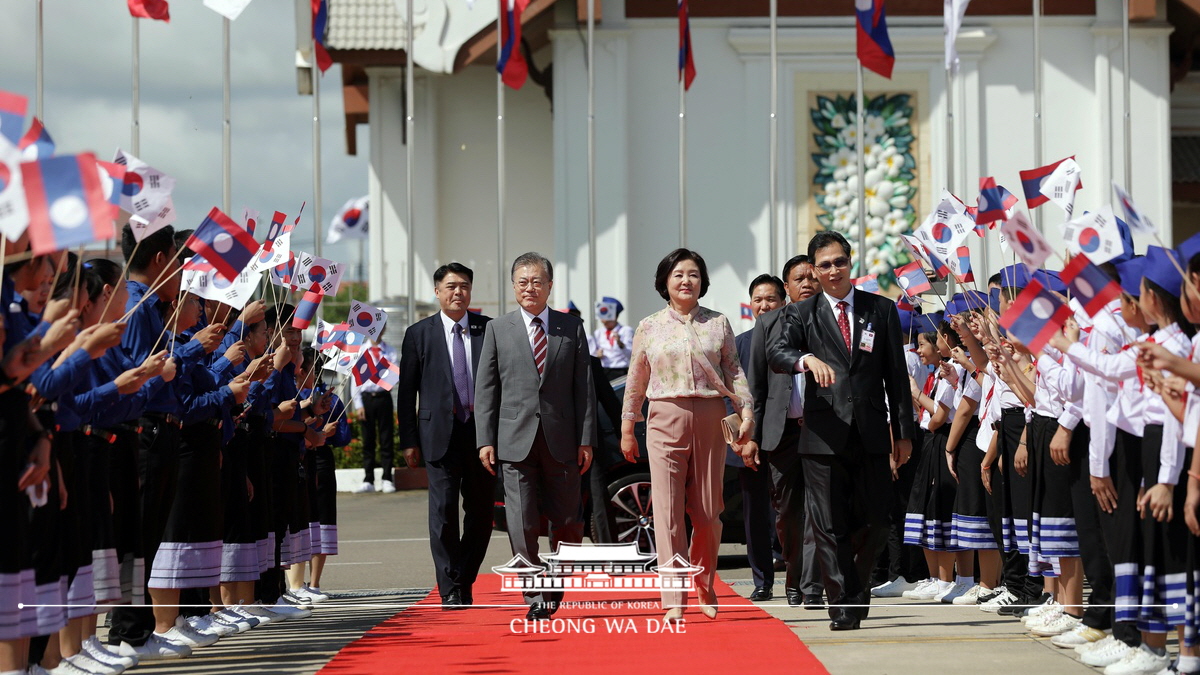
[768,232,914,631]
[744,255,823,608]
[398,262,494,608]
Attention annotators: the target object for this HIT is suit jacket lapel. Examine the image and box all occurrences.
[543,312,565,385]
[815,295,851,364]
[850,291,871,366]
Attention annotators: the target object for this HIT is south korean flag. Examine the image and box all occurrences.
[347,300,387,339]
[112,148,174,219]
[294,252,343,295]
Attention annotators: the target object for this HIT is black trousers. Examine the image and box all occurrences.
[875,426,926,585]
[1067,425,1119,635]
[426,417,496,601]
[739,463,775,590]
[991,408,1043,600]
[802,428,892,620]
[108,417,181,647]
[361,392,395,483]
[765,422,820,595]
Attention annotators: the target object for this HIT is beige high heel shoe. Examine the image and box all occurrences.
[697,588,718,619]
[663,607,685,622]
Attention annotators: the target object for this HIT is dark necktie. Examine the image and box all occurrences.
[531,317,547,375]
[836,301,852,351]
[452,323,472,422]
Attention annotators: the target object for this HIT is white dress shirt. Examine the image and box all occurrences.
[796,289,856,373]
[440,311,474,384]
[1078,300,1127,478]
[592,324,635,369]
[518,305,552,360]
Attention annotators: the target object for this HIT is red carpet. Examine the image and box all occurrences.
[320,575,827,674]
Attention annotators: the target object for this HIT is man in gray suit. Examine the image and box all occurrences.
[476,252,596,620]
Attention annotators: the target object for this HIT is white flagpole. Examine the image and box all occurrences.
[679,77,687,248]
[855,63,866,274]
[769,0,778,272]
[587,0,597,319]
[132,18,140,156]
[496,1,506,314]
[405,0,415,324]
[313,46,324,260]
[35,0,44,119]
[1032,0,1043,234]
[223,18,232,215]
[1121,0,1132,192]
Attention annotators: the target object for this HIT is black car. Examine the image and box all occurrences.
[492,365,745,553]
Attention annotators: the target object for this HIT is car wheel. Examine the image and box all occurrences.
[606,472,655,555]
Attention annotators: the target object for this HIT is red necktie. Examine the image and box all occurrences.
[836,301,852,351]
[531,317,547,375]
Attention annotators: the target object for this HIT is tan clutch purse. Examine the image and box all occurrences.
[721,412,742,445]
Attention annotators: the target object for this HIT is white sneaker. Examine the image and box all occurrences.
[62,653,122,675]
[116,635,192,660]
[214,607,256,632]
[271,600,313,619]
[1082,638,1134,667]
[1080,635,1119,655]
[355,482,375,494]
[1103,645,1171,675]
[1024,602,1062,627]
[46,657,104,675]
[871,577,918,598]
[902,578,936,599]
[380,480,397,494]
[82,637,137,669]
[157,616,220,649]
[952,585,985,605]
[936,579,975,604]
[187,613,237,638]
[1052,624,1107,649]
[232,604,275,625]
[298,585,330,603]
[979,587,1019,613]
[28,665,51,675]
[282,591,315,609]
[1031,611,1079,636]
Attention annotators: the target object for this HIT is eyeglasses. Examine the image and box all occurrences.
[514,278,546,290]
[814,257,850,272]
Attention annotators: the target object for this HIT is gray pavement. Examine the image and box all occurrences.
[100,488,1138,674]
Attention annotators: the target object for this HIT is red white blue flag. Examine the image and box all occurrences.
[853,274,880,293]
[1060,254,1120,318]
[1020,156,1080,209]
[292,288,323,330]
[679,0,696,90]
[999,210,1053,269]
[975,176,1018,225]
[22,153,113,256]
[740,303,752,320]
[999,279,1072,353]
[96,160,125,211]
[1111,182,1156,235]
[183,207,259,281]
[1062,205,1124,266]
[497,0,530,89]
[353,346,398,390]
[17,118,54,161]
[313,319,347,351]
[312,0,331,73]
[270,250,297,290]
[128,0,170,21]
[894,261,932,297]
[249,210,294,273]
[348,300,387,339]
[293,252,343,295]
[856,0,895,79]
[327,195,367,244]
[950,245,974,283]
[0,91,27,146]
[112,148,174,219]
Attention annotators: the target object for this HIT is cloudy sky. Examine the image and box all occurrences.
[0,0,369,278]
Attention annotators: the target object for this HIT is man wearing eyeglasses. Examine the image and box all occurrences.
[767,231,914,632]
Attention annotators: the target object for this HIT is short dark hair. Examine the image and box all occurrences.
[52,254,103,304]
[807,231,851,261]
[654,248,710,301]
[86,258,124,288]
[173,229,194,264]
[122,222,176,273]
[434,262,474,285]
[301,346,317,372]
[987,273,1002,287]
[265,303,296,327]
[938,321,963,349]
[781,254,810,282]
[510,252,553,281]
[748,274,785,301]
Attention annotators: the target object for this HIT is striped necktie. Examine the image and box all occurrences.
[531,317,547,375]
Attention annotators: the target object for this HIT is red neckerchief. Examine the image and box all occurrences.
[1133,336,1156,391]
[607,327,616,346]
[923,371,936,397]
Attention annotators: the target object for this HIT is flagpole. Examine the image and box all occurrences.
[132,18,140,156]
[1121,0,1132,192]
[1032,0,1044,235]
[679,77,687,248]
[313,45,324,260]
[223,18,232,215]
[405,0,415,325]
[496,3,506,315]
[855,63,867,274]
[35,0,44,119]
[587,0,597,322]
[769,0,778,272]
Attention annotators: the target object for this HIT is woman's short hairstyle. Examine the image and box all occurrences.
[654,248,710,301]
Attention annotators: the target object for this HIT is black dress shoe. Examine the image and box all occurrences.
[749,587,773,602]
[786,589,802,606]
[526,603,552,620]
[803,593,824,610]
[442,590,463,609]
[829,609,860,631]
[461,589,473,606]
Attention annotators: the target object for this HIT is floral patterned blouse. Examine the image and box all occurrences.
[620,304,752,422]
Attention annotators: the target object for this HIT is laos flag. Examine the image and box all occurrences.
[17,118,55,161]
[679,0,696,90]
[976,177,1019,225]
[292,288,324,330]
[856,0,894,79]
[740,303,752,320]
[0,90,27,146]
[497,0,530,89]
[183,207,259,281]
[894,261,932,297]
[999,279,1072,353]
[21,153,113,257]
[1060,254,1121,318]
[1020,156,1079,209]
